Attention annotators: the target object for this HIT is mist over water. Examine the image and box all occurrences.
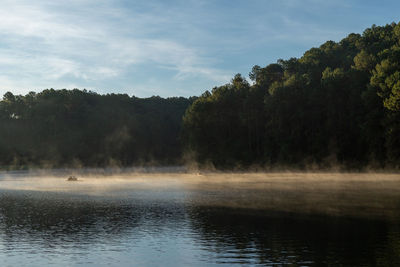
[0,170,400,266]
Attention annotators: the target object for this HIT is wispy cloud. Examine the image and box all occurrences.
[0,0,397,97]
[0,0,232,96]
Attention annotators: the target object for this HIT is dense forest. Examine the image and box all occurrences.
[183,22,400,169]
[1,23,400,170]
[0,89,192,168]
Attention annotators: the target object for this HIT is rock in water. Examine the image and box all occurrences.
[67,176,78,181]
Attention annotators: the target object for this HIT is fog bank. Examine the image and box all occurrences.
[0,171,399,220]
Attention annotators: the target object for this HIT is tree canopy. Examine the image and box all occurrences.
[0,89,192,169]
[183,22,400,169]
[2,22,400,170]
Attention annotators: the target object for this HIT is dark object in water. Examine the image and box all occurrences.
[67,176,78,181]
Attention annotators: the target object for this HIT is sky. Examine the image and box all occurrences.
[0,0,399,98]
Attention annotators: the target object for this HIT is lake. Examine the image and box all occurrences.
[0,170,399,266]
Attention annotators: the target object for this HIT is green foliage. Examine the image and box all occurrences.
[0,89,192,169]
[183,22,400,169]
[3,22,400,170]
[371,45,400,111]
[353,50,376,72]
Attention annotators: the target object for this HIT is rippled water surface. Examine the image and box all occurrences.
[0,171,399,266]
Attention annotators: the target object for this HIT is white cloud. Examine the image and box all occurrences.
[0,0,375,97]
[0,0,232,96]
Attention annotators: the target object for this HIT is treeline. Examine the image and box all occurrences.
[0,89,192,168]
[183,22,400,169]
[2,23,400,170]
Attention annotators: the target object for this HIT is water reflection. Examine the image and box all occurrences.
[0,189,399,266]
[0,190,191,266]
[188,206,400,266]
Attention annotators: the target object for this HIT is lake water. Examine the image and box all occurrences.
[0,171,399,266]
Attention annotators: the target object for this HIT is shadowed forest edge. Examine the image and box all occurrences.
[1,22,400,170]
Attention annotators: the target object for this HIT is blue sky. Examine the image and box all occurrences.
[0,0,399,97]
